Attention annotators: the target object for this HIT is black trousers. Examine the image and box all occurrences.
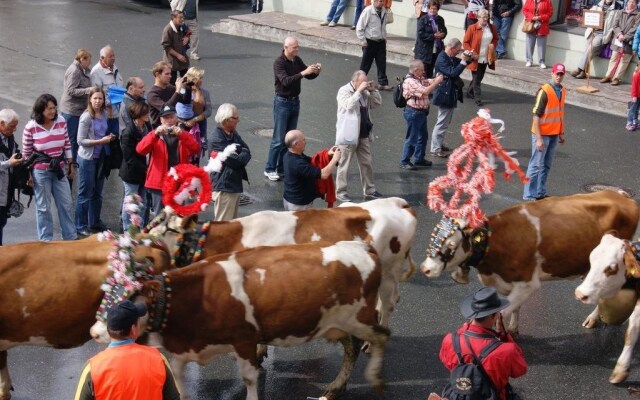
[360,38,389,86]
[0,205,8,246]
[467,63,488,101]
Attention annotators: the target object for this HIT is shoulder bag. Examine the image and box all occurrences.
[335,109,360,146]
[521,1,539,33]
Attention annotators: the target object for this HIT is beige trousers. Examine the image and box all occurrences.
[185,18,200,56]
[213,191,240,221]
[335,137,376,196]
[606,52,633,80]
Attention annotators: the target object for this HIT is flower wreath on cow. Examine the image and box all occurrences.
[426,109,528,283]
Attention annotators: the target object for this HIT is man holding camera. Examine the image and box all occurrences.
[148,61,191,129]
[136,105,199,216]
[264,37,321,182]
[335,70,383,202]
[430,38,473,158]
[0,109,23,246]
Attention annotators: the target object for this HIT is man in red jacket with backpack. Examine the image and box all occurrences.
[438,287,528,400]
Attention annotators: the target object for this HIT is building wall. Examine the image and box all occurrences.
[263,0,633,81]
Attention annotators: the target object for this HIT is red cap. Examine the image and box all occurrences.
[551,63,566,75]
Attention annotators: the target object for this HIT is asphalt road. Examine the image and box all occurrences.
[0,0,639,399]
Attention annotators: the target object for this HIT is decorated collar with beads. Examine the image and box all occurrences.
[171,221,210,268]
[147,273,172,332]
[427,217,463,262]
[461,221,491,268]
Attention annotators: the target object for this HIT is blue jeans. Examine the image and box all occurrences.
[265,96,299,173]
[75,156,106,232]
[61,112,80,162]
[148,189,164,218]
[354,0,364,26]
[32,168,76,241]
[401,107,428,164]
[493,15,513,57]
[122,181,147,231]
[523,135,559,200]
[628,99,640,125]
[326,0,348,23]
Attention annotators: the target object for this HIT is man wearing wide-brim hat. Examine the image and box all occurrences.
[438,287,528,400]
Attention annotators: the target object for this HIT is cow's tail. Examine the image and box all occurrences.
[400,253,417,282]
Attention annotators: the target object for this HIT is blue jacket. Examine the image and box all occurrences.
[209,126,251,193]
[633,24,640,54]
[432,52,467,108]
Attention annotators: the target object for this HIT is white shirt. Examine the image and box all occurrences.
[356,5,388,44]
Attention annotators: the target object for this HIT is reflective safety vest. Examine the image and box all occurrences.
[532,83,565,136]
[89,343,167,400]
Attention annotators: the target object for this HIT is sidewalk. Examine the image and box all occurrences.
[213,11,628,117]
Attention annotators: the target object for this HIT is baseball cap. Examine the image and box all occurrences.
[551,63,566,75]
[159,105,177,117]
[107,300,148,331]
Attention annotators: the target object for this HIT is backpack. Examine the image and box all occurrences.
[392,77,408,108]
[441,331,502,400]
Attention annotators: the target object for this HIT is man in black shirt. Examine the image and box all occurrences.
[282,130,341,211]
[264,37,321,182]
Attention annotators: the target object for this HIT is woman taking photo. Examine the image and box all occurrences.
[119,102,150,231]
[60,49,94,164]
[415,1,447,78]
[176,67,211,164]
[76,87,115,237]
[463,9,498,106]
[522,0,553,69]
[22,94,77,241]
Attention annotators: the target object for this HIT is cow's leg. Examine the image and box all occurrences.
[169,357,189,400]
[500,278,540,335]
[234,343,260,400]
[451,266,471,284]
[362,327,389,394]
[582,305,600,329]
[0,351,11,400]
[323,335,362,399]
[610,302,640,383]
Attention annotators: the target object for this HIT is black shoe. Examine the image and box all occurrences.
[400,163,417,170]
[466,92,475,100]
[441,145,451,152]
[90,223,109,233]
[364,191,384,199]
[535,195,550,201]
[475,100,484,106]
[414,159,433,167]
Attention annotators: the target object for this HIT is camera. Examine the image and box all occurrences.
[14,152,22,160]
[463,50,473,58]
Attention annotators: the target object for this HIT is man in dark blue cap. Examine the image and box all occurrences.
[74,300,181,400]
[438,287,527,400]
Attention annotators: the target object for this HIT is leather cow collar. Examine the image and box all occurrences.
[427,217,491,269]
[146,273,172,333]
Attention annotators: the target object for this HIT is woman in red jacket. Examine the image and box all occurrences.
[135,105,199,217]
[522,0,553,69]
[463,9,498,106]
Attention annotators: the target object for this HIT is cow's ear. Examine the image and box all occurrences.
[623,243,640,278]
[181,214,199,231]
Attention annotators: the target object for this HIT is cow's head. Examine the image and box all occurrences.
[143,209,199,252]
[575,233,640,304]
[420,217,472,278]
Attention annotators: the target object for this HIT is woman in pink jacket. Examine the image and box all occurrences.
[522,0,553,69]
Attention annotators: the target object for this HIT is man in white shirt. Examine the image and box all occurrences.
[356,0,391,90]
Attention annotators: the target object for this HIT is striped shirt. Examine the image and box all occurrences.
[22,115,72,170]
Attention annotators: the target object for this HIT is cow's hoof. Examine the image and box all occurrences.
[450,269,470,285]
[322,387,344,400]
[609,367,629,384]
[582,316,598,329]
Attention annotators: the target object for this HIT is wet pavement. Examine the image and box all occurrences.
[0,0,639,399]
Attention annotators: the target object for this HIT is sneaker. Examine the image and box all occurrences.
[264,171,280,181]
[626,123,635,131]
[431,150,449,158]
[350,25,356,30]
[320,21,329,26]
[336,193,353,202]
[365,191,384,199]
[328,21,337,27]
[189,53,201,61]
[400,163,417,170]
[535,195,550,200]
[414,159,433,167]
[77,230,91,238]
[525,61,532,67]
[540,63,547,69]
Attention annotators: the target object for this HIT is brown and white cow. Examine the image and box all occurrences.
[146,197,417,331]
[91,241,389,400]
[575,233,640,383]
[420,191,639,334]
[0,236,169,400]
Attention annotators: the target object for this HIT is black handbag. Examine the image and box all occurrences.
[108,138,123,170]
